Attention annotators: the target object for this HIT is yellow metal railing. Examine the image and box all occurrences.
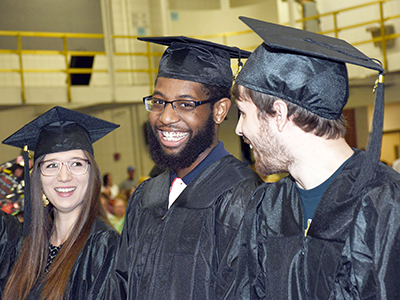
[113,35,162,92]
[111,30,254,94]
[294,0,400,71]
[0,31,105,102]
[0,0,399,103]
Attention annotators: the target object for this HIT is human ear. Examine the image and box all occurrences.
[214,98,231,124]
[272,100,289,132]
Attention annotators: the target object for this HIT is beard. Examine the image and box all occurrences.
[254,146,289,176]
[250,122,291,176]
[146,113,216,171]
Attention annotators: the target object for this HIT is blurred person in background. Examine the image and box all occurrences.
[100,192,113,218]
[102,173,119,200]
[109,196,127,233]
[119,166,137,199]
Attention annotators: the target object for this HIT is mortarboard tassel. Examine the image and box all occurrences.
[350,73,385,195]
[22,145,31,236]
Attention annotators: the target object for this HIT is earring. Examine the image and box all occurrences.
[42,193,49,207]
[217,118,221,122]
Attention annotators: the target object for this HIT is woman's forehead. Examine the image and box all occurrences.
[43,149,86,160]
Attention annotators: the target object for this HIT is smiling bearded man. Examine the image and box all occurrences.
[146,89,215,171]
[106,36,263,300]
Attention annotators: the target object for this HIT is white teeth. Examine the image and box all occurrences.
[162,131,188,142]
[55,187,76,193]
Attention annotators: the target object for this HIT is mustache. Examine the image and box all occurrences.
[155,123,188,132]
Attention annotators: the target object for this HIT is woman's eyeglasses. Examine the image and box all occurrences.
[39,158,90,176]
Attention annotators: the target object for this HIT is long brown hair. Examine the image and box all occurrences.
[3,150,107,300]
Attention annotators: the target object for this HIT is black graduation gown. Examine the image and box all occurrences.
[227,149,400,299]
[0,211,22,298]
[27,217,120,300]
[109,155,262,300]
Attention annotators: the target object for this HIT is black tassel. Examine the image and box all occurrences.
[350,74,384,196]
[23,146,31,236]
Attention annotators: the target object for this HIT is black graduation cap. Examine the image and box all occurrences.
[2,106,119,235]
[3,106,119,160]
[236,16,385,194]
[137,36,252,90]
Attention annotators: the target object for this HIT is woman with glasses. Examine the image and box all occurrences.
[2,106,120,300]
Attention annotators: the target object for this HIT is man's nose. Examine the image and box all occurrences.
[158,102,180,124]
[235,116,243,136]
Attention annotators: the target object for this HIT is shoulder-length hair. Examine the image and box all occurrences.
[3,150,109,300]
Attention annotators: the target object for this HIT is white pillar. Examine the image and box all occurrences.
[220,0,229,11]
[159,0,170,35]
[288,0,295,26]
[100,0,116,101]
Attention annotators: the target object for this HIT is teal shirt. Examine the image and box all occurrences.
[296,155,353,229]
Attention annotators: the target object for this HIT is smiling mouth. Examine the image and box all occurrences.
[243,137,253,149]
[161,131,188,142]
[55,187,76,193]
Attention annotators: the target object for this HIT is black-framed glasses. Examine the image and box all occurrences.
[143,96,219,115]
[39,158,90,176]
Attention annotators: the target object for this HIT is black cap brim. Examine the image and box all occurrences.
[2,106,119,158]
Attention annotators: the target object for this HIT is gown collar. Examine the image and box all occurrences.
[170,141,230,186]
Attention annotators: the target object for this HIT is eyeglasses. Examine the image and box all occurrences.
[39,158,90,177]
[143,96,218,115]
